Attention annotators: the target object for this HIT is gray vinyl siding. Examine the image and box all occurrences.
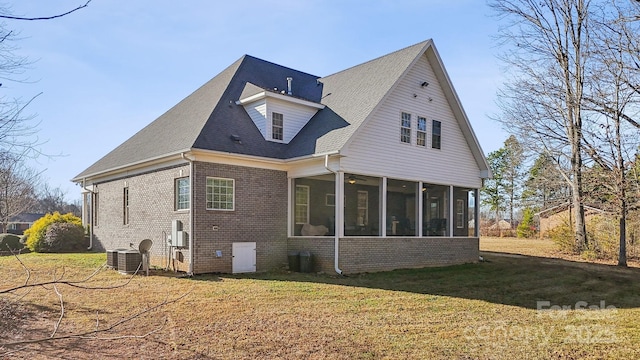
[245,99,267,139]
[266,98,319,144]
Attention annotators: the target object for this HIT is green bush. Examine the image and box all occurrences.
[42,222,86,252]
[24,212,83,252]
[517,208,537,238]
[0,233,23,251]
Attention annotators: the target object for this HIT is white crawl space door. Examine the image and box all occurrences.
[232,242,256,273]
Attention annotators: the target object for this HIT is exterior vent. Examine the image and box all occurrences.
[286,77,293,95]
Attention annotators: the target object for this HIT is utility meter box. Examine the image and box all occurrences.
[171,220,188,248]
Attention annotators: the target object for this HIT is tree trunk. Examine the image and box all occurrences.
[619,214,627,266]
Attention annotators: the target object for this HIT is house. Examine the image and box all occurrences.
[72,39,490,274]
[2,213,45,235]
[538,203,604,238]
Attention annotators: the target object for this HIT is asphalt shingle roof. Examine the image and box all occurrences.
[74,39,489,181]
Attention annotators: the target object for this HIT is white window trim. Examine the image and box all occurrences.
[456,199,465,228]
[175,177,190,211]
[357,190,368,226]
[417,116,427,147]
[400,112,411,144]
[295,185,310,224]
[271,112,284,142]
[432,119,442,150]
[206,177,235,211]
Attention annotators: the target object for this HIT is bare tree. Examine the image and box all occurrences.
[0,153,40,232]
[490,0,591,250]
[522,153,570,211]
[0,0,93,158]
[34,183,80,216]
[581,0,640,266]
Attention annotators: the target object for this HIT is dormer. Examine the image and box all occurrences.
[236,80,325,144]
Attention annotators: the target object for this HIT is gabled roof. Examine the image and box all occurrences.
[286,40,431,157]
[74,40,490,181]
[9,213,45,223]
[74,56,322,180]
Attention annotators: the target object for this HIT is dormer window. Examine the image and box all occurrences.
[272,112,284,141]
[237,82,325,144]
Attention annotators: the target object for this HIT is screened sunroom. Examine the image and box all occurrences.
[291,173,478,238]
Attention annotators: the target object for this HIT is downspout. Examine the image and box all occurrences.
[82,178,95,250]
[324,154,343,275]
[182,152,195,275]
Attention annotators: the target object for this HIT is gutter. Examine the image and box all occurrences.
[323,153,343,275]
[81,178,95,250]
[181,152,195,275]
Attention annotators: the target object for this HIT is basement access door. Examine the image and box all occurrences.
[232,242,256,273]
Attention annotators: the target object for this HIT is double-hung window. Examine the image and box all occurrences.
[417,116,427,146]
[272,112,284,141]
[357,191,368,226]
[400,112,411,143]
[432,120,442,149]
[206,177,234,210]
[456,199,465,228]
[175,177,190,210]
[295,185,309,224]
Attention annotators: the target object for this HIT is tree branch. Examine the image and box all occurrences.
[0,291,191,347]
[0,1,92,21]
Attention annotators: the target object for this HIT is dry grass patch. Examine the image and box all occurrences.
[480,236,640,268]
[1,251,640,359]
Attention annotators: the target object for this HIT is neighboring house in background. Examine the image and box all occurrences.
[538,203,604,238]
[2,213,45,235]
[72,39,490,274]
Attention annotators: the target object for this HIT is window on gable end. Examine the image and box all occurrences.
[432,120,442,149]
[400,112,411,144]
[417,116,427,146]
[272,112,284,141]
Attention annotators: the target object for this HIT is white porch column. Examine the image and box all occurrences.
[287,177,293,237]
[336,172,345,238]
[449,185,454,236]
[381,177,387,237]
[418,182,424,237]
[474,188,480,237]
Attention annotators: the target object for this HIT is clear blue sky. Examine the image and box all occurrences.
[8,0,508,201]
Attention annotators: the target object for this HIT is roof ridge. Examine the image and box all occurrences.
[242,54,320,79]
[320,39,431,80]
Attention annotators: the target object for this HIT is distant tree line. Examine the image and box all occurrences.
[487,0,640,266]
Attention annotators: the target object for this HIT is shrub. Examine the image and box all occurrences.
[24,212,83,252]
[548,216,576,253]
[517,208,537,238]
[42,222,86,252]
[0,233,23,252]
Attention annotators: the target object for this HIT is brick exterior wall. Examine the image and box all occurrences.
[288,236,478,274]
[91,165,191,271]
[91,160,475,275]
[191,162,288,274]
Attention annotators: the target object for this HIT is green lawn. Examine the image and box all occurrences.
[1,244,640,359]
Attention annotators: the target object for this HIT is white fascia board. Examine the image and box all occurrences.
[71,150,191,183]
[236,91,325,109]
